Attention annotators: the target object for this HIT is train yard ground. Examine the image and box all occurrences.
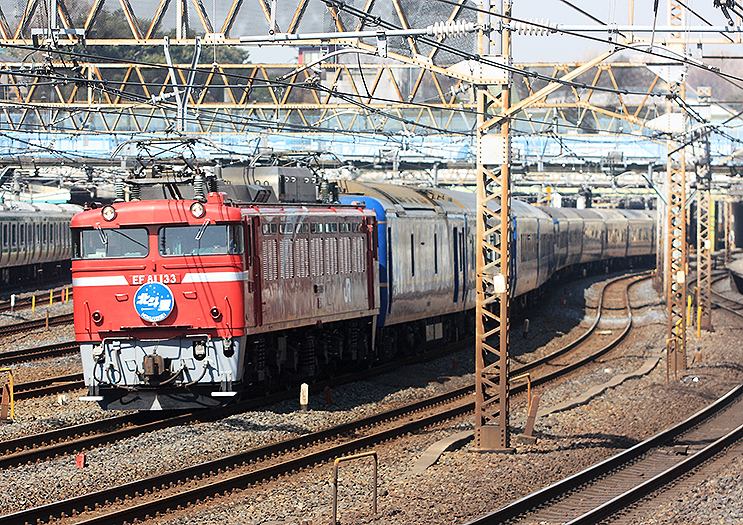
[0,271,742,524]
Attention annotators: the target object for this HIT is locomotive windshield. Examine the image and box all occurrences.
[74,227,149,259]
[159,224,244,256]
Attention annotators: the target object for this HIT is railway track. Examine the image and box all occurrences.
[0,340,79,366]
[0,271,651,525]
[13,373,83,400]
[0,313,74,336]
[707,269,743,319]
[462,381,743,525]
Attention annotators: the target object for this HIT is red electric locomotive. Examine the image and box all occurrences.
[72,192,379,409]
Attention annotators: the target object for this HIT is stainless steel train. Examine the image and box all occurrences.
[72,180,655,409]
[0,201,83,285]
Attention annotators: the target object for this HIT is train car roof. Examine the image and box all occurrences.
[0,201,82,214]
[617,208,655,219]
[511,199,554,219]
[337,180,442,213]
[541,207,585,220]
[418,187,476,213]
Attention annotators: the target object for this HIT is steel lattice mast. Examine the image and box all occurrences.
[474,0,513,452]
[665,0,687,380]
[696,129,713,332]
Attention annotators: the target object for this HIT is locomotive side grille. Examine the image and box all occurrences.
[339,237,351,274]
[311,237,324,276]
[280,238,294,280]
[296,238,309,278]
[262,239,278,281]
[325,238,338,275]
[352,236,366,273]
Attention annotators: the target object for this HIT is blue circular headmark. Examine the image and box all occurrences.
[134,282,175,323]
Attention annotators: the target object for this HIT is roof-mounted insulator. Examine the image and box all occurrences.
[510,19,556,36]
[425,21,477,38]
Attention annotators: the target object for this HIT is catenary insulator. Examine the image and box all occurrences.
[510,18,556,36]
[320,179,330,203]
[426,21,476,38]
[130,184,141,201]
[114,178,125,202]
[194,173,205,201]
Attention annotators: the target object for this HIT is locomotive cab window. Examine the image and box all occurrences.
[74,227,149,259]
[159,224,244,256]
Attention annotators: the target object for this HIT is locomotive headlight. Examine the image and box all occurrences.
[190,202,206,218]
[193,340,207,361]
[101,205,117,221]
[92,310,103,324]
[210,307,221,320]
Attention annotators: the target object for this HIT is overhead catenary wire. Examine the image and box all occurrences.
[2,2,743,163]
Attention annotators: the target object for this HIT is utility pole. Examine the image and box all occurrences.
[474,0,513,452]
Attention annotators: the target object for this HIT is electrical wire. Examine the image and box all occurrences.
[1,2,743,163]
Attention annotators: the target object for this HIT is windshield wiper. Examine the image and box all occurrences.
[94,223,108,246]
[195,219,210,241]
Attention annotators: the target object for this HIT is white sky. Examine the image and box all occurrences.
[241,1,743,65]
[513,0,743,62]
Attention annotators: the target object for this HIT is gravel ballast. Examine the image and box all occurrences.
[1,273,742,525]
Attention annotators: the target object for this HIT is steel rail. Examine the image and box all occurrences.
[12,373,84,400]
[566,421,743,524]
[0,271,643,471]
[462,380,743,525]
[515,271,652,375]
[0,313,74,336]
[0,340,79,366]
[0,272,649,525]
